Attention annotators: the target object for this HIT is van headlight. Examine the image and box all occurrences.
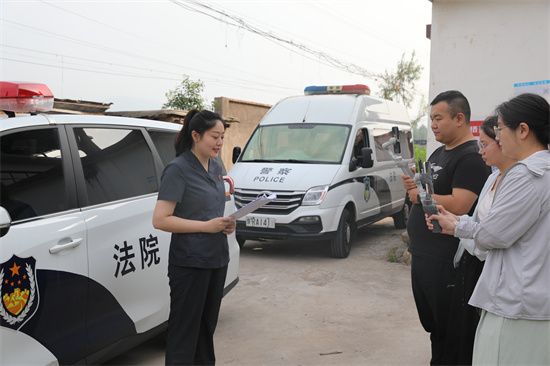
[302,185,329,206]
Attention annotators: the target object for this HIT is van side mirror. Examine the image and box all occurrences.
[232,147,242,164]
[360,147,374,168]
[349,147,374,171]
[0,207,12,237]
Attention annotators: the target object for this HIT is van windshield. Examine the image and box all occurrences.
[240,124,351,163]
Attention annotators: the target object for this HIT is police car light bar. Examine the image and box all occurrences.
[0,82,54,113]
[304,84,371,95]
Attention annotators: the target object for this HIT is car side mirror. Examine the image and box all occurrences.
[232,147,242,164]
[0,206,12,237]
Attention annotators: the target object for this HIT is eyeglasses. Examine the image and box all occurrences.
[477,140,498,152]
[493,126,504,139]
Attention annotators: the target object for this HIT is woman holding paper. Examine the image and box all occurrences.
[153,109,236,365]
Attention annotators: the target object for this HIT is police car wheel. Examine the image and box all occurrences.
[330,208,355,258]
[393,203,409,229]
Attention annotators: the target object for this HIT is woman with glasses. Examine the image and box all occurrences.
[443,115,517,365]
[427,93,550,365]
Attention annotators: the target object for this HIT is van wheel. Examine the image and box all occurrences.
[330,208,355,258]
[392,203,410,229]
[236,235,246,248]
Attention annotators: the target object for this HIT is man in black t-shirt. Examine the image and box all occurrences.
[402,91,491,365]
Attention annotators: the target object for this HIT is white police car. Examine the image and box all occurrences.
[0,82,240,365]
[230,84,414,258]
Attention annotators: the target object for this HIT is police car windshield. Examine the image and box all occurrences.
[240,124,350,164]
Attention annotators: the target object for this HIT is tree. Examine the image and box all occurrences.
[410,93,429,129]
[376,51,423,109]
[163,75,207,111]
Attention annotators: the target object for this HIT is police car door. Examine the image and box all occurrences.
[66,125,169,360]
[0,125,89,365]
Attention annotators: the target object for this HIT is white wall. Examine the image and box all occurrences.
[427,0,549,155]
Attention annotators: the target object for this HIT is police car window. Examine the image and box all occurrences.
[149,130,177,166]
[148,130,227,174]
[241,124,350,163]
[73,128,158,206]
[1,128,68,220]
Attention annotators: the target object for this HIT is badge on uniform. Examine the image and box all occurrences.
[363,177,371,203]
[0,255,40,331]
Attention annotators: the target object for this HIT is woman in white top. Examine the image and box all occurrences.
[453,116,517,265]
[445,116,516,365]
[427,93,550,365]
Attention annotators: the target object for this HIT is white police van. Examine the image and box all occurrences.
[0,82,239,365]
[230,85,414,258]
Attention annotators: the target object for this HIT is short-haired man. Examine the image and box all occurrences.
[402,90,491,365]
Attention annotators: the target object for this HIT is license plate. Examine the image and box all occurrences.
[246,216,276,228]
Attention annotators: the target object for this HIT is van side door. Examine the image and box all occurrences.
[370,127,409,215]
[351,127,381,219]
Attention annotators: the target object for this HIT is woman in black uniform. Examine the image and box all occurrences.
[153,109,236,365]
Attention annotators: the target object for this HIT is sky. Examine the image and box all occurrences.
[1,0,433,116]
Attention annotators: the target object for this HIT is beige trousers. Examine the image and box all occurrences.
[473,310,550,366]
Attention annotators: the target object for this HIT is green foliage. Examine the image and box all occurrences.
[413,124,427,140]
[410,94,429,129]
[387,247,399,263]
[163,75,207,111]
[377,51,423,109]
[414,144,427,166]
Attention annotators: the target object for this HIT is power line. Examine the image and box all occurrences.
[170,0,382,80]
[0,44,295,92]
[0,57,294,94]
[35,1,293,87]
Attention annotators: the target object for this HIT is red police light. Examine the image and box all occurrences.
[0,82,54,113]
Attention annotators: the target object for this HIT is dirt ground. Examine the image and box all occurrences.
[106,218,431,365]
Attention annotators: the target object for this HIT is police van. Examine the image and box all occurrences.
[230,84,414,258]
[0,82,239,365]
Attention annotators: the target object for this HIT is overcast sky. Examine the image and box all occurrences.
[1,0,432,114]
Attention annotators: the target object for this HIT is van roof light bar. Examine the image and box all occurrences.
[304,84,371,95]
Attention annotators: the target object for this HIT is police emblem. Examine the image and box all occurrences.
[363,177,371,202]
[0,255,39,331]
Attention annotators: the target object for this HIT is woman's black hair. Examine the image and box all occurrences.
[480,115,498,140]
[495,93,550,145]
[174,109,226,157]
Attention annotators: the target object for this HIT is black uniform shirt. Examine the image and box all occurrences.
[158,150,229,269]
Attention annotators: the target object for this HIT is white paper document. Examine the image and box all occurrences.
[229,193,276,220]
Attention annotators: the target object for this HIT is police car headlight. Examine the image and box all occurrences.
[302,185,329,206]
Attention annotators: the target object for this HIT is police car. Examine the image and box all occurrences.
[230,84,414,258]
[0,82,240,365]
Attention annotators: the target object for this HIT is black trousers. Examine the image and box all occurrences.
[444,252,484,365]
[165,265,228,366]
[411,255,456,366]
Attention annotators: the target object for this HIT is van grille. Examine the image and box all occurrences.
[234,189,304,215]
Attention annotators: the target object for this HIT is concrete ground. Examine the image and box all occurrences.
[106,218,431,365]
